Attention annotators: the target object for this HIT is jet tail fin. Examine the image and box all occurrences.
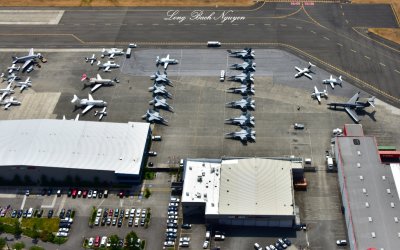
[308,62,316,68]
[368,96,376,108]
[71,94,80,104]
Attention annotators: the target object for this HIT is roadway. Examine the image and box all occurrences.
[0,2,399,107]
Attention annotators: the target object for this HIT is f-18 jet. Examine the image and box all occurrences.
[149,96,174,112]
[97,61,120,72]
[227,48,255,59]
[227,84,255,95]
[7,64,20,74]
[12,48,43,72]
[311,86,328,103]
[81,73,119,93]
[142,109,168,125]
[228,72,254,84]
[14,77,32,92]
[0,97,21,110]
[230,60,256,72]
[295,62,316,79]
[150,71,173,86]
[101,48,124,59]
[156,54,179,69]
[85,54,97,65]
[94,107,107,121]
[0,83,15,100]
[71,94,107,114]
[327,92,375,123]
[225,126,256,143]
[226,97,255,110]
[323,75,342,89]
[225,111,255,127]
[149,83,172,98]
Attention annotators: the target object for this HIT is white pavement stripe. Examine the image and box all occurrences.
[105,23,111,26]
[152,23,159,26]
[345,20,349,24]
[200,23,206,25]
[41,196,57,209]
[248,24,255,26]
[323,36,330,40]
[380,62,386,67]
[264,23,271,26]
[311,30,316,34]
[20,195,27,210]
[137,23,143,26]
[233,23,239,26]
[364,56,370,60]
[168,23,175,25]
[216,23,222,25]
[296,26,303,29]
[337,43,343,46]
[350,49,357,53]
[395,69,400,74]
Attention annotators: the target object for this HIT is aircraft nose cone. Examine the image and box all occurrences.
[104,102,108,106]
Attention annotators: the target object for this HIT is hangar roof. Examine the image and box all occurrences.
[0,119,150,175]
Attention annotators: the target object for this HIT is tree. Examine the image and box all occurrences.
[108,234,120,250]
[12,242,25,250]
[32,223,40,243]
[124,231,140,250]
[14,221,22,238]
[0,238,6,249]
[30,246,45,250]
[144,188,151,199]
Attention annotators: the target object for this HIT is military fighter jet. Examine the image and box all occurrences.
[311,86,328,103]
[227,84,255,95]
[150,71,173,86]
[323,75,343,89]
[227,48,255,59]
[230,60,256,72]
[149,96,174,112]
[81,73,119,93]
[0,97,21,110]
[149,83,172,98]
[295,62,316,79]
[327,92,375,123]
[225,126,256,143]
[97,61,120,72]
[14,77,32,92]
[7,64,20,74]
[229,72,254,84]
[225,111,255,127]
[226,97,255,110]
[12,48,43,72]
[156,54,179,69]
[71,94,107,114]
[142,109,168,124]
[0,83,15,100]
[94,107,108,121]
[101,48,124,59]
[85,54,97,65]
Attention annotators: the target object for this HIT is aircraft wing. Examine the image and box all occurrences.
[0,92,7,101]
[88,94,94,101]
[239,134,247,141]
[295,66,302,72]
[22,60,32,71]
[110,53,115,58]
[345,107,360,123]
[304,73,313,79]
[330,82,335,89]
[347,92,359,104]
[20,85,25,92]
[4,103,11,109]
[164,62,169,69]
[91,84,102,93]
[316,94,321,103]
[96,74,102,80]
[28,48,34,56]
[82,105,94,114]
[104,66,110,71]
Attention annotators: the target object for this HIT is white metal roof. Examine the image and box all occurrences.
[182,158,297,216]
[0,119,150,175]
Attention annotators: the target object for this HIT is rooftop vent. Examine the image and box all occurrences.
[189,166,192,170]
[391,202,395,208]
[371,232,376,238]
[360,175,364,180]
[387,189,391,194]
[197,176,202,182]
[382,176,386,180]
[365,202,370,208]
[196,192,201,198]
[357,150,361,156]
[362,188,367,194]
[186,192,189,196]
[394,217,398,223]
[368,217,373,222]
[357,163,361,168]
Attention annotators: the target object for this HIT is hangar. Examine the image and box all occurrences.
[335,124,400,250]
[0,119,151,185]
[181,158,303,227]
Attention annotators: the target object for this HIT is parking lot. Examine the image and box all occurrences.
[0,48,400,249]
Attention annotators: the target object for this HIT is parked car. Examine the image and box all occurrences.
[88,190,93,198]
[59,209,65,218]
[71,189,77,198]
[56,189,61,197]
[203,241,210,249]
[283,238,291,246]
[92,190,97,198]
[181,223,191,229]
[94,236,100,247]
[77,190,82,197]
[148,151,157,156]
[67,189,72,197]
[56,232,68,237]
[128,218,133,227]
[294,123,305,129]
[336,240,347,246]
[103,190,108,198]
[140,218,145,226]
[82,190,88,198]
[88,237,94,247]
[179,241,190,247]
[118,218,123,227]
[134,218,139,227]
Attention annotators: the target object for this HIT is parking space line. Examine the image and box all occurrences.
[323,36,330,40]
[350,49,357,53]
[57,195,67,214]
[20,195,27,210]
[296,26,303,29]
[152,23,159,26]
[364,55,371,60]
[168,23,175,26]
[248,23,255,26]
[41,195,57,209]
[380,62,386,67]
[264,23,271,26]
[395,69,400,74]
[136,23,143,26]
[337,43,343,47]
[310,30,316,34]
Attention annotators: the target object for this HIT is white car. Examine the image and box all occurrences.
[169,202,179,207]
[164,241,175,247]
[168,215,178,220]
[94,217,100,226]
[100,236,107,247]
[214,234,225,241]
[92,190,97,198]
[58,228,69,233]
[336,240,347,246]
[61,217,73,223]
[134,218,139,227]
[96,208,102,217]
[125,209,130,218]
[135,208,141,217]
[130,208,135,217]
[180,237,190,242]
[88,237,94,247]
[203,241,209,249]
[254,243,262,250]
[168,211,178,216]
[166,228,177,233]
[179,241,190,247]
[141,210,146,218]
[167,219,178,224]
[170,197,180,202]
[56,232,68,237]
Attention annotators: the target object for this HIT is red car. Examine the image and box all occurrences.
[94,236,100,247]
[109,209,113,217]
[82,190,88,198]
[71,189,77,198]
[118,191,124,198]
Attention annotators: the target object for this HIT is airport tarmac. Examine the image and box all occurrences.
[0,48,399,250]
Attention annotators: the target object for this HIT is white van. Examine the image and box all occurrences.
[100,236,107,247]
[220,70,225,82]
[27,208,33,218]
[304,158,312,165]
[327,157,334,170]
[207,41,221,47]
[205,231,210,240]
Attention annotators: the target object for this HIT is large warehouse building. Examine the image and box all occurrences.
[0,119,151,184]
[335,124,400,250]
[181,158,303,227]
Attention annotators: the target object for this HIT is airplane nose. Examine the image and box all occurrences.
[104,102,108,106]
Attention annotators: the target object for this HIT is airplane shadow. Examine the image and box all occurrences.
[327,107,377,122]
